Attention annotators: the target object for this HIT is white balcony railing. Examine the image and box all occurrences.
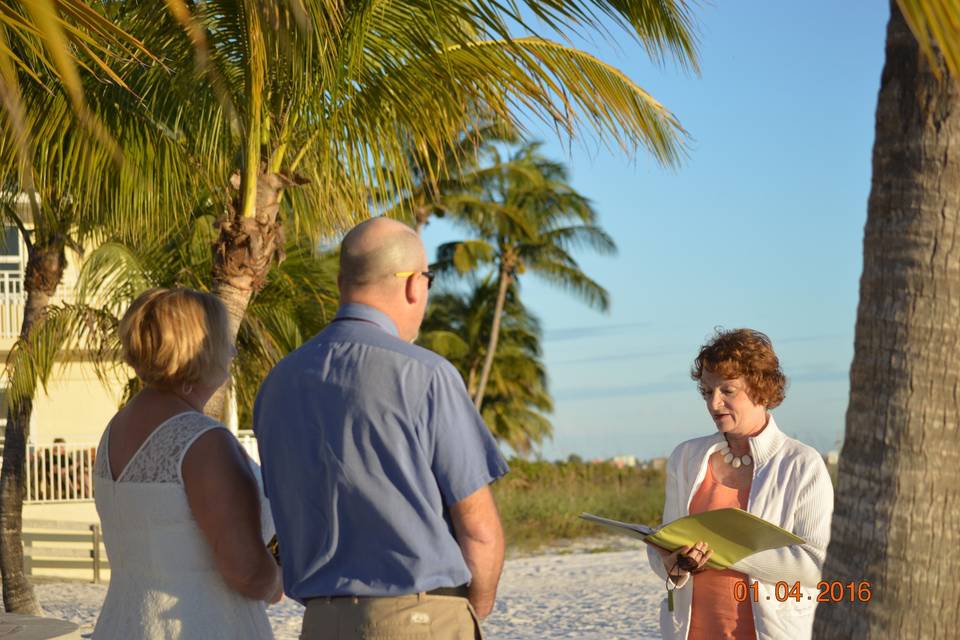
[0,272,79,340]
[0,271,25,339]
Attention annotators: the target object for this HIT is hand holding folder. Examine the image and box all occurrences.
[579,508,804,570]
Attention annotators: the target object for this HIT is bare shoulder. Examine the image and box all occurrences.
[182,428,253,486]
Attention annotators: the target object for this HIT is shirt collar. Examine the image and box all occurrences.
[707,413,786,467]
[749,414,786,465]
[334,303,400,337]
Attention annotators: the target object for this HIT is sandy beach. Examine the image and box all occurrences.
[34,539,664,639]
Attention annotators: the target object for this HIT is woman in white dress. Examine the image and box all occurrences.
[92,288,282,639]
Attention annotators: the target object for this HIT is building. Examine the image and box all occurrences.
[646,457,667,472]
[610,455,639,469]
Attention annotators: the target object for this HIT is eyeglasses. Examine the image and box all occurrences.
[394,270,435,290]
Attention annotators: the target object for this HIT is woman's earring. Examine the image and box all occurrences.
[182,383,194,396]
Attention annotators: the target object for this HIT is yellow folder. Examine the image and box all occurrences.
[579,509,804,570]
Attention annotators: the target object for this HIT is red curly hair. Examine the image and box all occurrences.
[691,328,786,409]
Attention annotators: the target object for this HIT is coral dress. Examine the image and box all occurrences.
[688,460,757,640]
[92,412,275,640]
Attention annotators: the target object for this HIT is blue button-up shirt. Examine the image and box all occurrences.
[253,303,509,601]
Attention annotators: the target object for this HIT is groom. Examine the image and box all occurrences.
[254,217,509,639]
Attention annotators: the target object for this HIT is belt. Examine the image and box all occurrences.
[313,585,469,602]
[424,585,470,598]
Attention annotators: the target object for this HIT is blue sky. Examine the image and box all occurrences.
[423,2,891,460]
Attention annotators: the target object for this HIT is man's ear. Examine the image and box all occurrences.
[404,274,421,305]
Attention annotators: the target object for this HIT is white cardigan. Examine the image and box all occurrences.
[646,416,834,640]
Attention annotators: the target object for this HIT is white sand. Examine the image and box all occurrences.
[34,541,664,639]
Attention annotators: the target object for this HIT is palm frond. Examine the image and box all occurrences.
[539,225,617,255]
[897,0,960,80]
[434,240,497,277]
[509,0,699,72]
[418,330,470,360]
[5,302,122,404]
[74,241,155,315]
[532,259,611,311]
[448,37,688,161]
[5,0,158,160]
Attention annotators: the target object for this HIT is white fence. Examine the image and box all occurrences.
[25,442,97,503]
[23,518,108,583]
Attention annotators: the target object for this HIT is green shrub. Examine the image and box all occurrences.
[492,459,666,552]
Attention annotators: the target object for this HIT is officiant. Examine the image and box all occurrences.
[646,328,834,640]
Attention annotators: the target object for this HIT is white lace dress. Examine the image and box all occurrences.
[92,411,275,640]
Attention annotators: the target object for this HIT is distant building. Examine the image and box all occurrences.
[610,455,638,469]
[648,457,667,472]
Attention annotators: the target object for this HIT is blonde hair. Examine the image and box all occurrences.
[120,288,233,389]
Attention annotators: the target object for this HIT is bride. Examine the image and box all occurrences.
[92,288,282,639]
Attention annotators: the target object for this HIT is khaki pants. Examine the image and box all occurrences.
[300,593,483,640]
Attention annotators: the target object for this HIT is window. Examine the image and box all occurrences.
[0,227,24,296]
[0,227,22,270]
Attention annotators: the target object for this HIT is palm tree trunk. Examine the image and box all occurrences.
[0,398,40,615]
[467,365,478,399]
[813,5,960,638]
[0,241,65,615]
[473,268,510,410]
[206,1,273,421]
[206,282,253,420]
[207,171,291,420]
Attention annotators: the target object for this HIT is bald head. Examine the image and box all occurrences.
[337,218,430,341]
[339,217,426,290]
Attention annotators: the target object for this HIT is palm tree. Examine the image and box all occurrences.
[419,280,552,455]
[100,0,699,419]
[0,90,146,614]
[813,2,960,637]
[435,142,615,410]
[0,192,83,615]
